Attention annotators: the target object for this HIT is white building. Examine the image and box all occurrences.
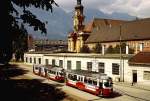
[24,52,150,85]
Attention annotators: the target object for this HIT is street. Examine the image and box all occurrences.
[10,63,150,101]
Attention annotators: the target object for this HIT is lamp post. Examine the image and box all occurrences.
[119,25,122,82]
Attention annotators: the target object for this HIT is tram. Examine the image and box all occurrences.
[33,64,43,75]
[66,70,113,97]
[33,64,65,82]
[33,64,52,77]
[32,65,113,97]
[47,67,65,82]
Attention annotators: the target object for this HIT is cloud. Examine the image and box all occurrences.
[55,0,150,18]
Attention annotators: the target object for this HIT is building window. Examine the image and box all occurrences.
[76,61,81,70]
[87,62,92,71]
[30,57,32,63]
[67,60,71,70]
[112,63,119,75]
[98,62,105,73]
[59,60,63,68]
[26,57,28,62]
[45,59,49,65]
[34,58,36,64]
[143,71,150,80]
[52,59,55,67]
[38,58,41,64]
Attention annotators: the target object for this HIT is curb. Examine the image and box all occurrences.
[113,82,150,91]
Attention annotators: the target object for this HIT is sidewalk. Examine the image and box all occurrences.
[114,81,150,91]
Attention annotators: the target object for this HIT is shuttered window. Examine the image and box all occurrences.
[98,62,105,73]
[34,58,36,64]
[87,62,92,71]
[76,61,81,70]
[143,71,150,80]
[112,63,119,75]
[59,60,63,68]
[67,60,71,70]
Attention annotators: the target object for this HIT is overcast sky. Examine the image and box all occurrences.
[55,0,150,18]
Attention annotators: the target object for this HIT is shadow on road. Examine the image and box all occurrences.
[88,91,122,101]
[0,64,67,101]
[106,91,122,98]
[0,64,28,79]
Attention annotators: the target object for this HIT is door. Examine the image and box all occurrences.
[132,70,137,83]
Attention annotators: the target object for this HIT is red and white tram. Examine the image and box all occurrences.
[47,67,65,82]
[66,70,113,97]
[33,64,52,77]
[33,64,44,75]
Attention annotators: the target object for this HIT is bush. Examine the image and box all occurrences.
[92,43,102,53]
[80,45,90,53]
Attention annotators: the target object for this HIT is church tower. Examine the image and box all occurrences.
[73,0,84,32]
[68,0,89,53]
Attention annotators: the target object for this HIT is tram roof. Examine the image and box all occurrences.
[66,70,109,79]
[49,67,64,71]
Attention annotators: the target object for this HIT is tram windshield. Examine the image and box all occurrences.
[103,79,113,87]
[59,72,63,76]
[35,67,39,70]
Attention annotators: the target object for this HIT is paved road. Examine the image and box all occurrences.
[12,63,150,101]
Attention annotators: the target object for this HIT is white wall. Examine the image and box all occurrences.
[24,53,150,84]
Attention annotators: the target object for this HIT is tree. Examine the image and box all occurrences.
[106,45,114,54]
[0,0,58,64]
[92,43,102,53]
[80,45,90,53]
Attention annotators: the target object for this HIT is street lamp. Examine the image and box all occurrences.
[119,25,122,82]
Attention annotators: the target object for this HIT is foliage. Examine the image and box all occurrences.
[80,45,90,53]
[106,45,114,53]
[106,43,126,54]
[0,0,58,64]
[129,48,135,54]
[92,43,102,53]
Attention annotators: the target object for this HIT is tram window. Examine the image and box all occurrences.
[81,77,83,81]
[78,76,80,81]
[104,82,110,87]
[73,75,77,81]
[99,82,103,88]
[68,74,71,79]
[88,79,92,84]
[35,67,38,70]
[93,80,97,86]
[84,77,87,83]
[59,72,63,76]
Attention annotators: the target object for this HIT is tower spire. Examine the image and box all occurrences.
[77,0,82,5]
[73,0,84,32]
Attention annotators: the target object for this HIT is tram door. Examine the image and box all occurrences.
[132,70,137,83]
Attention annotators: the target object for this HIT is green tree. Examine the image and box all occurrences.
[106,45,114,53]
[80,45,90,53]
[0,0,58,64]
[92,43,102,53]
[129,48,135,54]
[113,43,126,54]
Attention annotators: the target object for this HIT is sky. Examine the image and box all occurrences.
[54,0,150,18]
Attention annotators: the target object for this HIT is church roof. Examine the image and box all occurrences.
[85,18,150,43]
[83,18,126,33]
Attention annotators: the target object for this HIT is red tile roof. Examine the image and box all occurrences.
[129,52,150,66]
[86,18,150,43]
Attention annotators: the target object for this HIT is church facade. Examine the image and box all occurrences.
[68,0,150,54]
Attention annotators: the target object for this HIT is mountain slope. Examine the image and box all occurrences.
[27,7,136,40]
